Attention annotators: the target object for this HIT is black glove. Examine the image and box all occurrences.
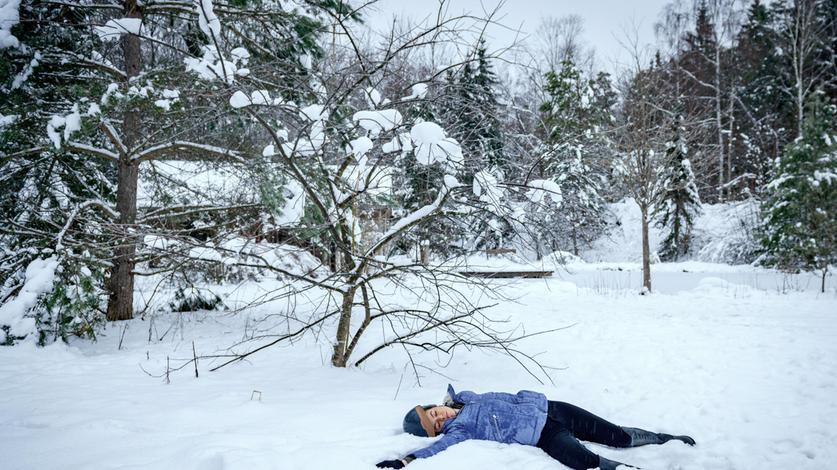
[376,460,405,469]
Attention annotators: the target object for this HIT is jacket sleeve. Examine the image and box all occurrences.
[448,384,545,406]
[410,429,468,459]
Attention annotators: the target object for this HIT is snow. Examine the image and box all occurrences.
[141,237,326,279]
[154,90,181,111]
[154,99,173,111]
[229,90,251,108]
[382,133,412,154]
[300,104,328,122]
[525,179,563,205]
[251,90,271,105]
[279,105,329,157]
[353,109,403,137]
[137,160,260,208]
[230,47,250,63]
[230,89,273,109]
[0,256,59,340]
[473,170,505,213]
[11,51,39,89]
[274,181,306,226]
[0,0,20,49]
[0,112,17,128]
[347,136,374,157]
[94,18,143,42]
[585,198,760,265]
[410,121,463,168]
[195,0,221,40]
[402,83,428,100]
[184,46,245,84]
[1,263,834,469]
[45,105,82,150]
[364,87,387,107]
[444,174,461,189]
[101,83,122,105]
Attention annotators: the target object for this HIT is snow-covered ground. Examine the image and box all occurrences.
[1,266,835,470]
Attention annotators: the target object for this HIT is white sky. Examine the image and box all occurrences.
[361,0,673,74]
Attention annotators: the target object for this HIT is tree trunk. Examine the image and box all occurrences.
[331,287,357,367]
[106,158,139,321]
[419,240,430,265]
[823,267,828,294]
[571,225,578,257]
[105,0,142,321]
[641,206,652,293]
[715,45,725,203]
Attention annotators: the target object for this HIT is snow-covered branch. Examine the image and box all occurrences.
[99,120,127,156]
[65,142,119,161]
[354,179,459,276]
[133,141,244,162]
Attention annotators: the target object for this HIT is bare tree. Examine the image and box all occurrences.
[533,15,595,74]
[778,0,833,138]
[168,1,560,378]
[614,28,677,292]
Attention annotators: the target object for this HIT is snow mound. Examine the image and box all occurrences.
[692,199,759,264]
[583,199,663,263]
[585,198,759,264]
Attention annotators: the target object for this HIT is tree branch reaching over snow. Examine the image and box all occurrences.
[133,141,245,162]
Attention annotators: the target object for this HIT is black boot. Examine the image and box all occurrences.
[622,427,696,447]
[597,455,638,469]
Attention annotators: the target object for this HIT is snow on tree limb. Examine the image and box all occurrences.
[0,257,59,340]
[195,0,221,41]
[64,142,120,161]
[0,0,22,49]
[133,141,244,162]
[355,182,455,273]
[93,18,143,42]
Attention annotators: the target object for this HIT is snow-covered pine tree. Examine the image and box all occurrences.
[540,57,608,255]
[1,0,350,342]
[759,93,837,292]
[444,40,507,180]
[655,116,702,261]
[733,0,790,191]
[436,42,511,251]
[1,2,114,344]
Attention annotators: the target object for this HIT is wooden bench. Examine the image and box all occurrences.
[459,270,553,279]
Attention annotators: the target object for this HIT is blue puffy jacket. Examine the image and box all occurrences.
[411,384,548,459]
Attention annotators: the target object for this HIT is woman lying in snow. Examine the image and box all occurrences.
[376,385,695,470]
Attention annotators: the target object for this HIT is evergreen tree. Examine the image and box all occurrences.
[656,116,702,261]
[759,93,837,292]
[445,41,506,179]
[435,43,511,251]
[539,57,610,255]
[1,0,351,342]
[1,1,113,343]
[733,0,790,191]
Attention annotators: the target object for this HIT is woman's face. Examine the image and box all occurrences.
[427,405,458,433]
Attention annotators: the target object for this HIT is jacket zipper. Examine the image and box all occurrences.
[492,414,501,438]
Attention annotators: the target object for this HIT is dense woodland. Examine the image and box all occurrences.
[0,0,835,363]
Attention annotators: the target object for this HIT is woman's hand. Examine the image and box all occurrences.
[375,459,406,468]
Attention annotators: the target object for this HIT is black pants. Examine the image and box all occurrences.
[536,401,632,470]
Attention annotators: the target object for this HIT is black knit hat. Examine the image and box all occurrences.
[403,405,436,437]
